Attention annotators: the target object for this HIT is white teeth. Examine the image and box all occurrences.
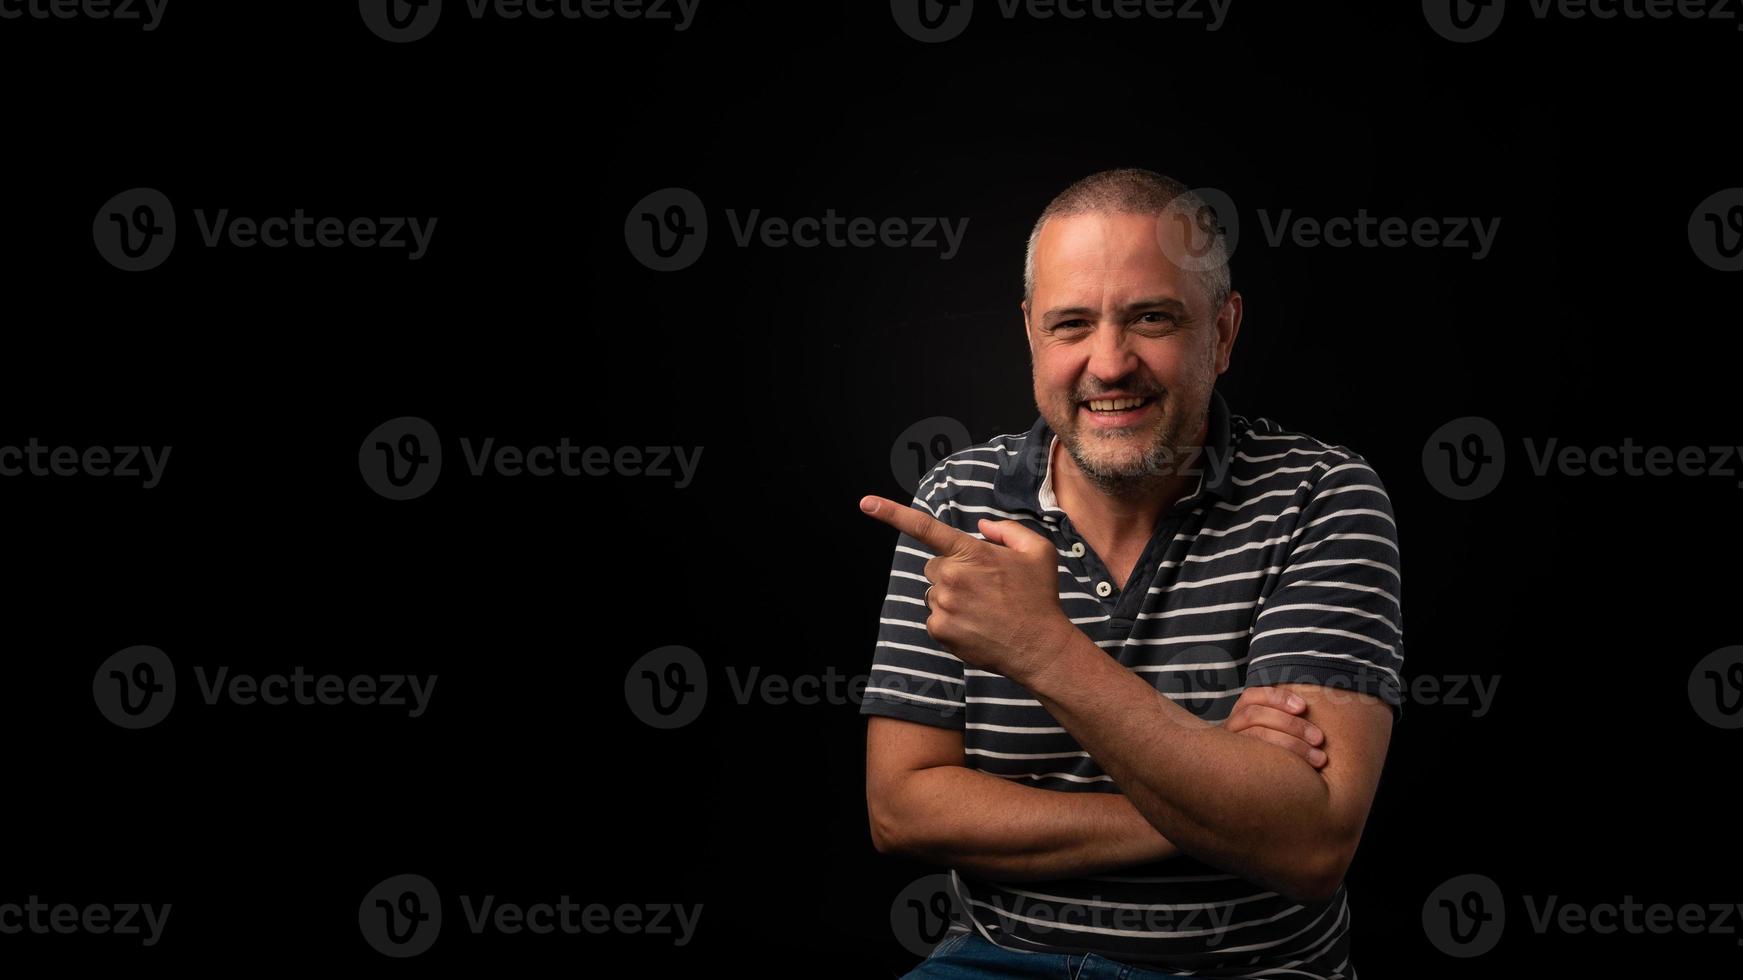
[1087,397,1147,412]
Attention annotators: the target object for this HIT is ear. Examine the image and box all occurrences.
[1214,289,1243,375]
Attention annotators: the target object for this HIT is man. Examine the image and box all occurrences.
[858,168,1401,979]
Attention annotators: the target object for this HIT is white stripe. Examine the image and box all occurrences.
[990,884,1280,912]
[1281,578,1400,608]
[1250,625,1397,657]
[1151,567,1284,593]
[875,640,960,662]
[1138,600,1258,619]
[1236,447,1350,464]
[924,476,996,500]
[1255,602,1401,634]
[967,722,1066,734]
[876,664,963,686]
[1163,534,1293,566]
[1232,463,1329,487]
[934,501,1044,522]
[862,687,962,708]
[1177,507,1301,540]
[990,770,1114,784]
[1246,651,1402,686]
[966,893,1308,939]
[1213,483,1316,512]
[1301,506,1395,530]
[1286,557,1398,580]
[1122,630,1252,646]
[1289,533,1399,559]
[965,747,1088,760]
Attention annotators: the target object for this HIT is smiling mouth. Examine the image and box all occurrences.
[1077,395,1158,428]
[1083,396,1154,413]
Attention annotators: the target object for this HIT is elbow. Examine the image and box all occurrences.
[867,792,910,856]
[1284,873,1340,907]
[870,814,901,855]
[1283,839,1355,905]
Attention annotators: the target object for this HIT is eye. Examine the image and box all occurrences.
[1050,318,1091,332]
[1135,311,1178,333]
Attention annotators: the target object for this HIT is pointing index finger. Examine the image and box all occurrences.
[859,494,977,557]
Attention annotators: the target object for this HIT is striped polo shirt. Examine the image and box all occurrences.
[861,388,1403,979]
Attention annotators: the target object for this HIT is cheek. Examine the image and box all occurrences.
[1032,359,1078,398]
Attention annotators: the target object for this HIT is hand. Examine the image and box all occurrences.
[859,494,1075,683]
[1222,686,1328,769]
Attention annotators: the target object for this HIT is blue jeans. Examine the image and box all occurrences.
[903,928,1194,979]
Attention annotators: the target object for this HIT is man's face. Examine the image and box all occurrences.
[1022,210,1239,488]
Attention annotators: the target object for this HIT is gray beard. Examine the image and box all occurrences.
[1060,408,1205,501]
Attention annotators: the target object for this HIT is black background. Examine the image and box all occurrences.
[3,0,1740,974]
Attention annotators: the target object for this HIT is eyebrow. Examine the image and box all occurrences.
[1041,296,1190,321]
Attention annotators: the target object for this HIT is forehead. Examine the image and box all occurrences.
[1032,210,1198,302]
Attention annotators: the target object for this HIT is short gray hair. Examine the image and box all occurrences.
[1023,167,1232,313]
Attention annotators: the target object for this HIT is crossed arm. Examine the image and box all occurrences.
[867,682,1379,894]
[1024,644,1393,903]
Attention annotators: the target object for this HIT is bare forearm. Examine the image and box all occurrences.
[886,764,1179,880]
[1025,632,1335,899]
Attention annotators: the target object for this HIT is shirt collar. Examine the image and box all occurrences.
[1022,387,1236,517]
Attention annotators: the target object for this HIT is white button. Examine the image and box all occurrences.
[1069,542,1085,557]
[1095,581,1113,597]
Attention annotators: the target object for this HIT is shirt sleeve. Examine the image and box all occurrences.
[858,468,968,731]
[1244,453,1405,721]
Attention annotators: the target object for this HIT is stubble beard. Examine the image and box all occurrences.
[1048,391,1205,501]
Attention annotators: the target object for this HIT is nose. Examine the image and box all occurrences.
[1085,320,1140,386]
